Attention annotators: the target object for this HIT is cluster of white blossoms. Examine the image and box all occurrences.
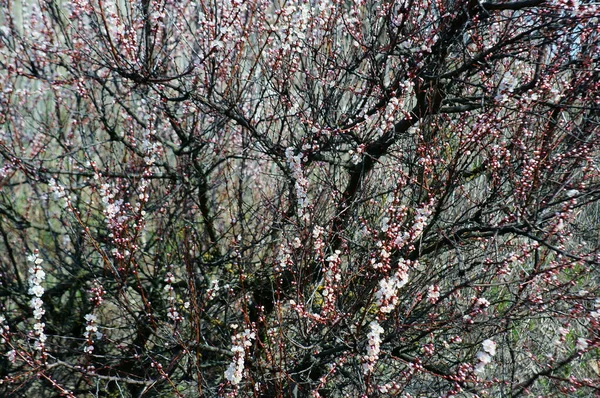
[98,180,127,228]
[48,177,66,201]
[427,284,441,304]
[474,297,490,308]
[163,271,182,322]
[348,143,365,165]
[48,177,72,208]
[224,327,256,385]
[83,281,105,355]
[0,315,9,344]
[474,339,497,374]
[375,263,410,313]
[391,203,432,250]
[141,126,163,168]
[285,147,310,222]
[276,244,293,273]
[321,250,342,317]
[363,321,384,374]
[83,314,99,354]
[576,337,589,351]
[27,253,46,351]
[313,225,325,252]
[411,204,432,240]
[206,278,221,301]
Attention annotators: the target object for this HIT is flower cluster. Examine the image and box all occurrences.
[275,244,293,273]
[164,270,182,323]
[471,297,491,317]
[321,250,342,317]
[475,297,490,308]
[386,203,432,251]
[375,263,410,313]
[411,204,432,241]
[0,315,9,344]
[48,177,75,211]
[313,225,325,253]
[82,280,105,355]
[89,280,106,307]
[98,180,127,230]
[427,285,440,304]
[27,253,46,351]
[206,278,220,301]
[363,321,384,374]
[96,174,147,263]
[576,337,589,351]
[141,124,164,168]
[6,349,16,363]
[378,382,401,394]
[83,314,100,354]
[474,339,497,374]
[348,143,365,165]
[48,177,67,202]
[224,327,256,385]
[285,147,310,222]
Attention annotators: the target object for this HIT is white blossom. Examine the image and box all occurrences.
[474,361,487,374]
[411,203,432,239]
[427,285,440,303]
[29,284,44,298]
[286,147,310,222]
[0,315,9,344]
[224,328,256,385]
[363,321,384,374]
[28,253,46,350]
[482,339,497,356]
[476,351,492,365]
[576,337,588,351]
[83,312,99,354]
[475,339,497,374]
[475,297,490,308]
[375,269,408,313]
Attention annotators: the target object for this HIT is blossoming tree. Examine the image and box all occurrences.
[0,0,599,396]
